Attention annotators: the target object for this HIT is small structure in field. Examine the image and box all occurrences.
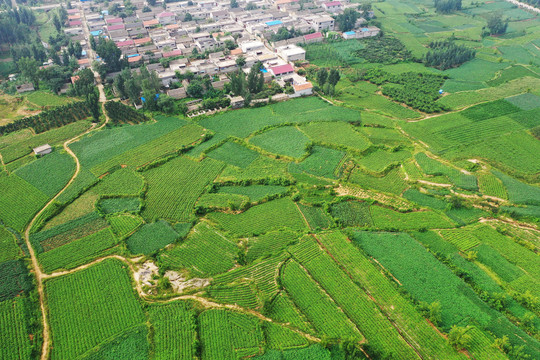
[230,95,245,109]
[33,144,52,156]
[16,83,35,93]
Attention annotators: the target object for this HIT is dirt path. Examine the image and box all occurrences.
[22,20,110,355]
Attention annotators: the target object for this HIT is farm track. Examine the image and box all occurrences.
[23,17,110,354]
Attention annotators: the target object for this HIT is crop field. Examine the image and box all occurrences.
[207,141,260,168]
[45,259,145,360]
[142,156,223,222]
[250,126,310,159]
[5,1,540,357]
[289,146,344,179]
[159,222,237,276]
[149,302,197,360]
[126,220,178,255]
[208,198,307,236]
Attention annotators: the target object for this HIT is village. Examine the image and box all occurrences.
[59,0,379,105]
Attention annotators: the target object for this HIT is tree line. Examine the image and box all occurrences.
[104,101,150,125]
[434,0,462,13]
[0,102,91,136]
[424,39,476,70]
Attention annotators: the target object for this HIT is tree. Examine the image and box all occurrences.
[235,56,246,68]
[53,14,61,32]
[225,39,236,50]
[86,89,100,122]
[434,0,462,13]
[448,325,472,351]
[247,61,264,94]
[246,2,257,10]
[427,302,442,326]
[335,8,359,32]
[184,13,192,22]
[157,95,175,114]
[187,80,205,98]
[228,70,246,96]
[486,13,508,35]
[89,36,96,50]
[328,69,341,86]
[230,0,238,8]
[317,68,328,86]
[17,57,40,89]
[147,0,156,5]
[96,38,123,72]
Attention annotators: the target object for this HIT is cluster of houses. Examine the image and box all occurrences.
[61,0,379,99]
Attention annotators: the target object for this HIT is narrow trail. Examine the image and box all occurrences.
[22,7,110,353]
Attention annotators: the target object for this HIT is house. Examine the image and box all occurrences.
[342,30,356,39]
[240,40,265,52]
[290,82,313,97]
[157,11,175,25]
[167,87,187,99]
[33,144,52,156]
[277,45,306,62]
[303,32,323,43]
[106,17,123,24]
[269,63,294,77]
[16,83,34,93]
[143,19,159,28]
[323,1,342,12]
[309,15,334,31]
[230,95,245,109]
[78,58,91,69]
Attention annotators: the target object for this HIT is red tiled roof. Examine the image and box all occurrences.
[230,48,243,55]
[270,64,294,75]
[134,37,152,45]
[163,49,182,58]
[68,14,81,20]
[78,58,90,65]
[293,82,313,91]
[128,55,142,63]
[67,9,79,14]
[69,20,82,26]
[107,24,125,31]
[70,75,80,84]
[143,19,159,26]
[324,1,342,6]
[106,18,123,24]
[166,24,180,30]
[304,32,322,40]
[116,40,135,47]
[158,11,175,18]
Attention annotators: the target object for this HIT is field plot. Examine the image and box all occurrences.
[263,321,309,350]
[207,198,306,236]
[91,168,144,196]
[0,175,49,232]
[299,122,371,152]
[505,93,540,111]
[415,153,477,190]
[351,231,539,359]
[207,141,259,168]
[38,228,118,272]
[361,126,412,148]
[267,292,314,334]
[199,309,264,360]
[56,168,97,204]
[289,146,344,179]
[14,151,75,198]
[159,222,237,276]
[493,170,540,205]
[80,326,148,360]
[250,126,310,158]
[289,238,422,359]
[218,156,290,182]
[126,220,178,255]
[403,189,448,210]
[0,227,21,263]
[246,229,298,263]
[70,116,187,170]
[91,123,205,175]
[217,185,289,202]
[477,172,507,199]
[199,97,360,138]
[97,197,141,214]
[45,259,145,360]
[281,260,361,340]
[149,302,197,360]
[108,214,143,239]
[370,205,454,230]
[348,166,408,195]
[0,298,32,360]
[487,65,540,87]
[142,156,223,222]
[355,149,411,173]
[438,229,480,251]
[317,231,465,359]
[0,260,31,301]
[31,212,108,253]
[297,204,333,230]
[330,201,373,227]
[208,282,260,309]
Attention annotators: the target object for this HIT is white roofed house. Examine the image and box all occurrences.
[276,45,306,62]
[157,11,176,25]
[33,144,52,156]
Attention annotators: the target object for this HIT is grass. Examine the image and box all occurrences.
[45,259,145,360]
[25,91,74,108]
[250,126,310,158]
[126,220,178,255]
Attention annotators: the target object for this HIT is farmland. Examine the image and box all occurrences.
[2,0,540,357]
